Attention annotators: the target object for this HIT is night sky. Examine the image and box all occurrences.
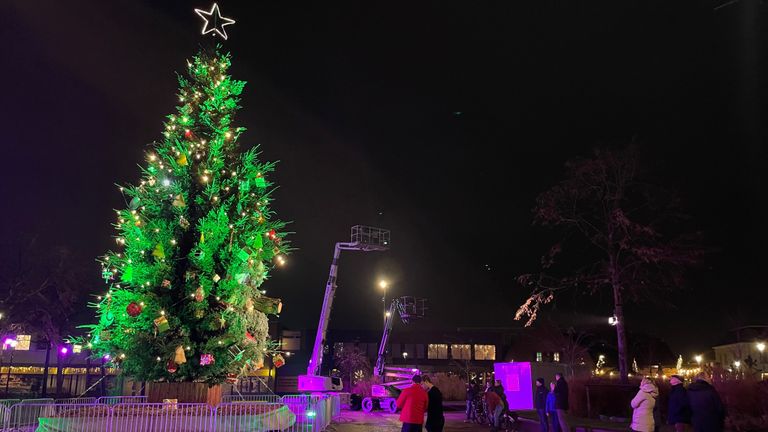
[2,1,766,357]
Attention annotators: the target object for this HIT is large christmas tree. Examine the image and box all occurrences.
[79,46,289,385]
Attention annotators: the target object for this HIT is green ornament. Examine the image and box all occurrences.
[154,316,170,333]
[255,177,266,188]
[129,197,141,210]
[152,244,165,259]
[239,180,250,193]
[228,344,245,361]
[237,248,250,262]
[251,234,263,249]
[121,266,134,283]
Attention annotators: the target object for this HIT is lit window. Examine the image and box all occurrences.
[428,344,449,359]
[554,352,560,362]
[474,345,496,361]
[451,344,471,360]
[16,335,31,351]
[536,352,543,362]
[281,330,301,351]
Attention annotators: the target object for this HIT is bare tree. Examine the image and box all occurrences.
[0,236,86,346]
[515,145,702,382]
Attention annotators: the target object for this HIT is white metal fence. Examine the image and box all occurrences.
[0,394,339,431]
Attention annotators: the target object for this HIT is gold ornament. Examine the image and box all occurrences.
[176,154,188,166]
[174,346,187,364]
[172,194,186,207]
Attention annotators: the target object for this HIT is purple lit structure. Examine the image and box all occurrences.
[493,362,568,410]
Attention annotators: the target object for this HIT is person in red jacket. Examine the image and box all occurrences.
[486,387,503,431]
[396,374,429,432]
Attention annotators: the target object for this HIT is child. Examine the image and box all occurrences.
[546,381,559,432]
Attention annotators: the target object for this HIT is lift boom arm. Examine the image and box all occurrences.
[306,242,357,377]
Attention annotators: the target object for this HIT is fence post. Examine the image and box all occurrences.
[41,343,51,398]
[99,358,106,396]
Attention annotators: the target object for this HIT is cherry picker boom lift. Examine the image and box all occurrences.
[363,296,427,412]
[298,226,390,392]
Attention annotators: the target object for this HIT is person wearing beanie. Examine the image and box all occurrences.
[667,375,691,431]
[534,377,548,432]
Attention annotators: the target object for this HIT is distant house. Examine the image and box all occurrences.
[712,325,768,374]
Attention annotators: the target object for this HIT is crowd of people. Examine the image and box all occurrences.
[393,371,726,432]
[629,372,726,432]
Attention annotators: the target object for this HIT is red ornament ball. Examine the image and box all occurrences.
[126,302,142,317]
[167,359,178,374]
[184,129,193,139]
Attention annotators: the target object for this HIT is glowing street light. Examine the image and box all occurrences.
[379,280,389,326]
[403,352,409,360]
[734,360,741,369]
[608,316,618,326]
[694,355,703,365]
[757,342,765,353]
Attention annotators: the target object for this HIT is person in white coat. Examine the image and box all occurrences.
[630,378,658,432]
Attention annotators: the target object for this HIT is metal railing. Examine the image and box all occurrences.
[55,396,97,404]
[95,395,148,405]
[221,394,282,403]
[0,393,340,431]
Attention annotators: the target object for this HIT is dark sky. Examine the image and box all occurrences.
[2,1,766,358]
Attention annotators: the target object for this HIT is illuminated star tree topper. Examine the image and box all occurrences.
[195,3,236,40]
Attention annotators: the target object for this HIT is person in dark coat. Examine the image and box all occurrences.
[553,373,570,432]
[667,375,691,431]
[465,381,477,422]
[493,380,508,411]
[687,373,725,432]
[421,375,445,432]
[534,378,548,432]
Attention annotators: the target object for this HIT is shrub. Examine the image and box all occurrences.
[429,373,466,401]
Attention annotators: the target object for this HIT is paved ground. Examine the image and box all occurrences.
[327,409,541,432]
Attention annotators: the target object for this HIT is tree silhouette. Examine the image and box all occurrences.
[515,145,702,382]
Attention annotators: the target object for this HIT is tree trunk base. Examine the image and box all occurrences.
[147,382,222,406]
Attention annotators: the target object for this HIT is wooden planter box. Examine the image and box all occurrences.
[147,382,222,406]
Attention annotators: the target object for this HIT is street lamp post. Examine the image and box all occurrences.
[3,339,17,397]
[379,280,389,326]
[403,352,408,363]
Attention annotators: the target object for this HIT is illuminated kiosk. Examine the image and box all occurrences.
[493,362,568,410]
